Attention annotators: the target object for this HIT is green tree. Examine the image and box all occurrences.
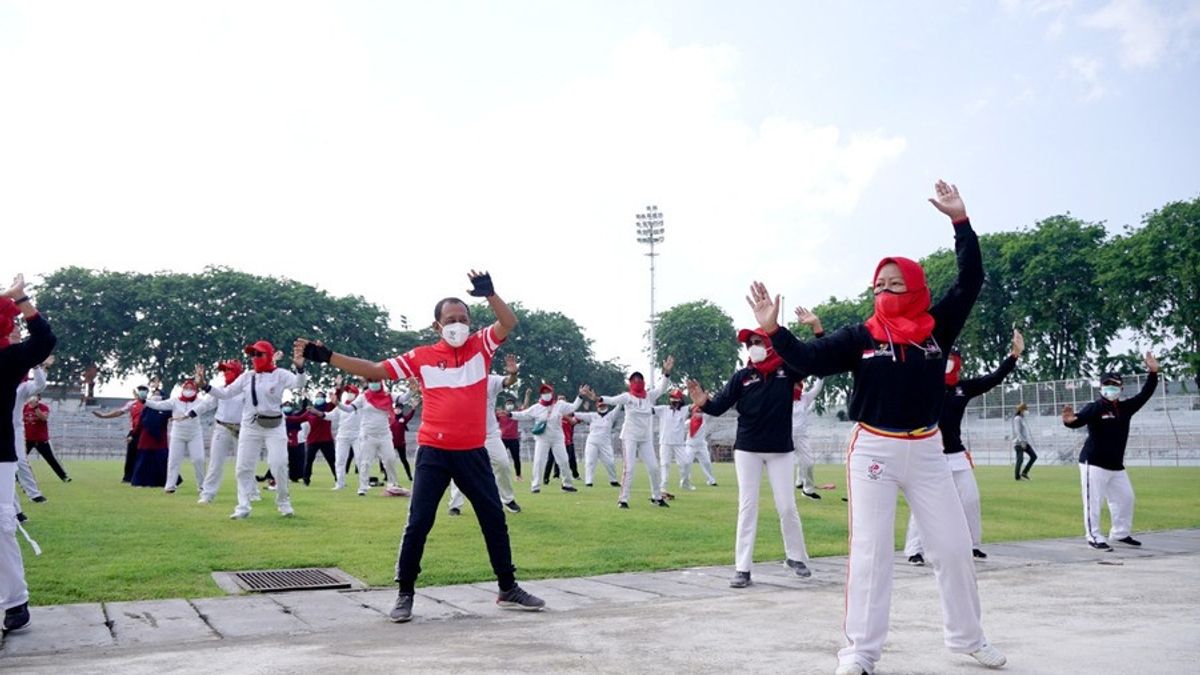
[650,300,737,392]
[1099,197,1200,376]
[799,290,873,415]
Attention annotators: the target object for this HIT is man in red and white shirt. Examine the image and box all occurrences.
[296,270,545,623]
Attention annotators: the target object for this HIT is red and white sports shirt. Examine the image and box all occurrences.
[380,326,503,450]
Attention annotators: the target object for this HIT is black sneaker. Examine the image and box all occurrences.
[31,496,47,504]
[652,498,670,508]
[16,512,27,524]
[972,549,988,560]
[585,483,593,487]
[1088,541,1113,551]
[496,584,545,611]
[785,558,812,578]
[618,501,629,509]
[908,553,925,566]
[542,478,550,485]
[561,485,577,493]
[389,591,414,623]
[609,481,620,487]
[504,500,522,514]
[1116,536,1142,547]
[729,571,751,588]
[63,476,72,483]
[802,490,822,500]
[448,507,461,517]
[3,602,30,633]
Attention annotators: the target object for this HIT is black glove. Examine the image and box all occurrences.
[468,272,495,298]
[303,342,334,363]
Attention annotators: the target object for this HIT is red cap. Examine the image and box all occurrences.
[244,340,275,357]
[737,328,772,346]
[669,389,684,400]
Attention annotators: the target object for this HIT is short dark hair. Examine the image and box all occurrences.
[434,297,470,322]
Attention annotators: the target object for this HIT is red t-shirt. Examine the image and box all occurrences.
[23,402,49,442]
[381,326,502,450]
[499,414,519,440]
[302,405,334,444]
[562,417,575,444]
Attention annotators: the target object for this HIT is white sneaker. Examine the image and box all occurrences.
[969,643,1006,668]
[197,495,212,504]
[357,488,368,496]
[331,483,344,491]
[250,493,262,502]
[229,510,249,520]
[279,507,295,518]
[835,664,866,675]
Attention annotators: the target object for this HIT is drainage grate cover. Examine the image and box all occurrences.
[231,568,352,593]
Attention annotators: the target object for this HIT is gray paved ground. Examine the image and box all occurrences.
[3,529,1198,674]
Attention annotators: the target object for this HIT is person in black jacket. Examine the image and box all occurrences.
[1,274,57,635]
[688,327,813,589]
[747,181,1005,675]
[1062,354,1160,551]
[904,330,1024,566]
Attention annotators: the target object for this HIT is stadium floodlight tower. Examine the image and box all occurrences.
[635,205,665,387]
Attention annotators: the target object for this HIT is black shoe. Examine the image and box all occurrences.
[585,483,593,487]
[63,476,72,483]
[1021,474,1031,480]
[1088,541,1113,551]
[389,591,414,623]
[3,602,30,633]
[609,481,620,487]
[542,479,549,486]
[369,476,380,487]
[31,496,47,504]
[496,584,545,611]
[652,498,670,508]
[801,490,822,500]
[908,553,925,566]
[303,478,311,486]
[972,548,988,560]
[561,485,578,493]
[729,571,751,588]
[1116,536,1142,547]
[448,507,461,516]
[618,501,629,509]
[16,512,27,524]
[504,500,522,514]
[572,473,580,480]
[785,558,812,578]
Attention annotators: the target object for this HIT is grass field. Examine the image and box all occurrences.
[17,459,1200,605]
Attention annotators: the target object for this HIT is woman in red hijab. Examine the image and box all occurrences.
[747,181,1005,675]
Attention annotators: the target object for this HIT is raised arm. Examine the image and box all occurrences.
[143,397,176,412]
[3,274,57,370]
[961,329,1024,398]
[1062,402,1098,429]
[1122,354,1161,415]
[748,284,863,377]
[206,371,249,399]
[695,374,742,418]
[645,356,676,401]
[927,181,983,349]
[468,270,518,342]
[800,377,824,408]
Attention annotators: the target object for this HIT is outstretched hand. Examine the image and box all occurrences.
[662,355,675,376]
[794,306,823,333]
[295,338,333,364]
[746,282,781,333]
[1010,328,1025,359]
[504,353,519,375]
[467,270,495,298]
[3,274,26,300]
[928,179,967,222]
[1144,352,1160,373]
[686,379,708,408]
[1061,404,1077,425]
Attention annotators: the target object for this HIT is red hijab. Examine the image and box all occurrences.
[738,328,784,377]
[180,378,198,402]
[539,383,555,406]
[218,360,244,385]
[245,340,277,374]
[0,298,19,349]
[864,257,935,344]
[364,383,395,418]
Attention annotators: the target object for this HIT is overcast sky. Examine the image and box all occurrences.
[2,0,1198,391]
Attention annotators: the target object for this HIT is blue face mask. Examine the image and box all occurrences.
[368,382,382,392]
[283,406,295,414]
[1101,385,1121,401]
[314,398,326,407]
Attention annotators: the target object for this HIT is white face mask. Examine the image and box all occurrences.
[368,382,382,391]
[748,345,768,363]
[1101,385,1121,401]
[343,393,356,403]
[181,388,196,398]
[441,322,470,348]
[505,404,515,411]
[540,393,553,403]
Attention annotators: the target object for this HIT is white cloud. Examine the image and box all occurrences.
[1066,55,1107,100]
[1084,0,1173,69]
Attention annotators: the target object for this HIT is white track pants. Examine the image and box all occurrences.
[584,438,618,485]
[357,432,400,492]
[15,449,42,501]
[1080,463,1135,544]
[619,437,660,503]
[685,440,717,485]
[904,453,982,555]
[233,424,290,517]
[793,433,816,492]
[734,450,808,572]
[201,424,238,501]
[334,436,356,489]
[0,462,28,611]
[450,432,516,509]
[839,426,986,673]
[531,436,573,491]
[166,428,206,492]
[658,443,690,491]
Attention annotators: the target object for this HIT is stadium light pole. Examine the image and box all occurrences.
[635,205,665,387]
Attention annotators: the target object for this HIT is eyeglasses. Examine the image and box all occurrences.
[249,351,265,358]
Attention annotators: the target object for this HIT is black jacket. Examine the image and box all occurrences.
[1,314,57,463]
[769,220,983,430]
[941,355,1017,454]
[701,363,804,453]
[1066,372,1159,471]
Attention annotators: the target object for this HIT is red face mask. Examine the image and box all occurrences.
[945,353,962,386]
[220,361,244,385]
[864,257,935,345]
[245,341,276,374]
[629,379,646,398]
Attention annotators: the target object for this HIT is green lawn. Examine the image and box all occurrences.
[18,460,1200,605]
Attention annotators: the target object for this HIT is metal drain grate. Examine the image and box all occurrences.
[231,568,352,593]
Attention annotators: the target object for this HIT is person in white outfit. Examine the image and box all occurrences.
[792,377,824,498]
[12,360,49,510]
[511,383,586,494]
[144,378,210,494]
[584,356,675,509]
[655,389,693,494]
[339,380,410,497]
[198,360,245,504]
[683,408,718,487]
[201,340,307,519]
[448,353,521,514]
[574,401,620,487]
[324,382,361,490]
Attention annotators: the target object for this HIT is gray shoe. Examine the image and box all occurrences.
[729,570,751,588]
[496,584,545,611]
[389,591,414,623]
[785,558,812,578]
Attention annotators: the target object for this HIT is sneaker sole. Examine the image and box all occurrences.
[497,602,545,611]
[2,621,31,634]
[389,614,414,623]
